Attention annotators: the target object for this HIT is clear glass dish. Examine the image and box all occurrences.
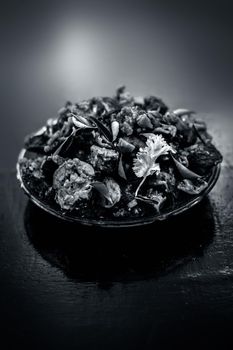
[16,145,221,228]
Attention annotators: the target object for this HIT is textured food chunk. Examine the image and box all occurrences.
[136,113,153,129]
[188,143,223,175]
[53,158,95,210]
[177,178,208,195]
[89,145,119,174]
[20,156,45,179]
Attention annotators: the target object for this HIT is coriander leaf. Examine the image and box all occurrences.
[133,134,172,196]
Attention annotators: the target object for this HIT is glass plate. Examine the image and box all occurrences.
[17,147,221,228]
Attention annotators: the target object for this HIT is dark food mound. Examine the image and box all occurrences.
[18,86,222,219]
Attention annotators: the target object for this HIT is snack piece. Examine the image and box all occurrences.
[92,178,121,208]
[177,178,208,195]
[20,156,45,180]
[188,143,223,175]
[89,145,119,174]
[53,158,95,210]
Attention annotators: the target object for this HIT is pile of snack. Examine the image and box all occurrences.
[19,87,222,218]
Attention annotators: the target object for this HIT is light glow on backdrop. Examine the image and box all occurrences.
[51,21,102,95]
[1,1,233,169]
[43,16,187,102]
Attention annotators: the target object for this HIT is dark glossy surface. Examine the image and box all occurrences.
[24,197,215,283]
[1,161,233,349]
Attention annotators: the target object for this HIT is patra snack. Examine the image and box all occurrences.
[18,87,222,219]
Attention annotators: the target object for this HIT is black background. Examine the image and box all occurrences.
[1,1,233,349]
[1,0,233,169]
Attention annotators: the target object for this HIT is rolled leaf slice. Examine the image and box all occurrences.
[111,120,120,141]
[72,116,94,129]
[136,192,166,212]
[117,138,135,153]
[71,113,94,127]
[53,129,77,157]
[92,182,113,206]
[170,153,201,179]
[89,116,112,142]
[118,154,127,180]
[173,109,195,117]
[177,178,208,195]
[92,178,121,208]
